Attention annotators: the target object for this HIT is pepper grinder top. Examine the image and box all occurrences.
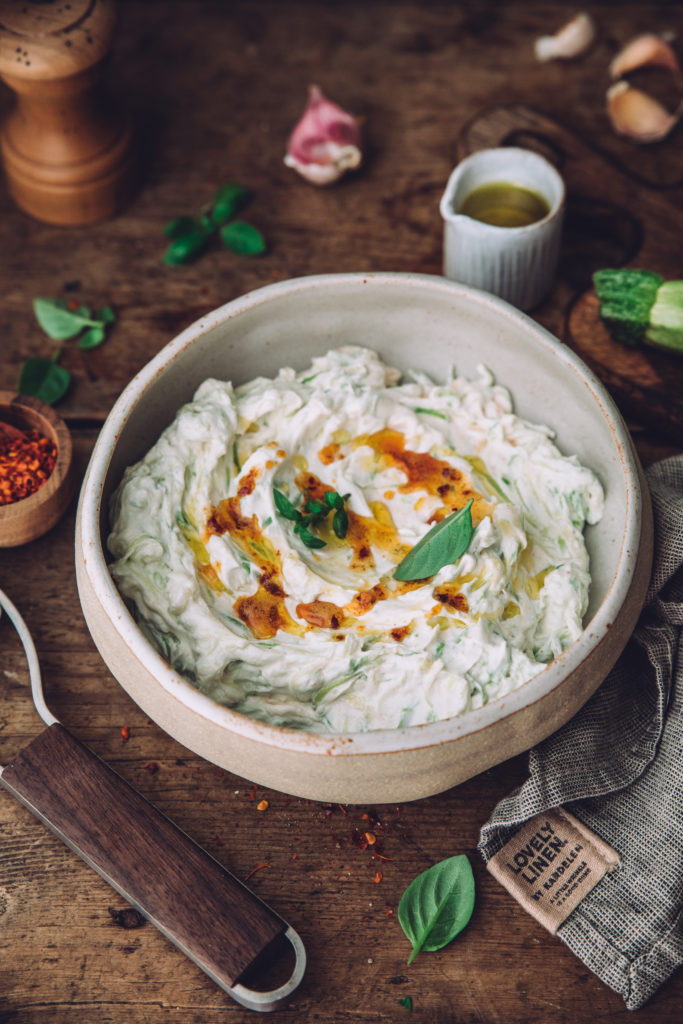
[0,0,136,225]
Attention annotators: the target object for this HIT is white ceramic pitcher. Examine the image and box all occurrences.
[440,147,566,311]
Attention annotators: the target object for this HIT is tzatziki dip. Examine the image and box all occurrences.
[107,346,604,733]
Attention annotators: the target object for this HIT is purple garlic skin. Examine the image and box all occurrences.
[285,85,362,185]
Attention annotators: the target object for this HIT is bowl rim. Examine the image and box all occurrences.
[78,271,643,756]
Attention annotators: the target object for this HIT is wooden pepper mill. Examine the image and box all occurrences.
[0,0,135,225]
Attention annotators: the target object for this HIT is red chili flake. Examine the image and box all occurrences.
[67,298,80,310]
[256,799,269,812]
[374,872,383,884]
[144,762,158,773]
[365,832,377,846]
[244,862,271,882]
[351,828,369,851]
[373,853,393,862]
[385,908,394,916]
[0,424,58,506]
[338,804,347,815]
[120,726,130,741]
[291,853,298,861]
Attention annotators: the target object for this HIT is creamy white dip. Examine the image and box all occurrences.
[107,346,604,733]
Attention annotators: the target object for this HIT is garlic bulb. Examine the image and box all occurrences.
[607,81,680,143]
[610,33,680,78]
[284,85,362,186]
[535,12,597,62]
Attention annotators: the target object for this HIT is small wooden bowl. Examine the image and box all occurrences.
[0,391,75,547]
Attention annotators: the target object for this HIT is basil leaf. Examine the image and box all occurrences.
[77,325,106,350]
[95,305,116,325]
[398,996,413,1011]
[33,297,91,340]
[398,854,475,964]
[393,499,473,581]
[273,488,300,521]
[332,507,348,539]
[164,215,200,239]
[304,499,326,517]
[294,522,326,549]
[211,183,249,225]
[18,357,71,405]
[163,228,211,265]
[220,220,267,256]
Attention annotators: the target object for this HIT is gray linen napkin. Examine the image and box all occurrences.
[479,455,683,1010]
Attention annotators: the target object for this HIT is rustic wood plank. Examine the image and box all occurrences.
[1,3,682,1022]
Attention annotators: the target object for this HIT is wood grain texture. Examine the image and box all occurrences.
[1,723,286,990]
[1,3,682,1022]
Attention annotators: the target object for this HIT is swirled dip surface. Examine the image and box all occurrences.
[107,347,604,733]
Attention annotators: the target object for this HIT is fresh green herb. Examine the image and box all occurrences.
[273,488,301,521]
[210,183,250,225]
[32,297,116,350]
[394,500,473,581]
[164,215,199,239]
[398,854,475,964]
[163,183,266,265]
[17,352,70,405]
[273,486,350,548]
[593,268,683,354]
[414,407,447,420]
[332,507,348,539]
[220,220,267,256]
[163,227,212,266]
[398,996,413,1011]
[175,509,193,531]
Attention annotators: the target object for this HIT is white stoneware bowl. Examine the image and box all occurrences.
[75,273,652,803]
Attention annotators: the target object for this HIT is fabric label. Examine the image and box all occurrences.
[486,807,621,934]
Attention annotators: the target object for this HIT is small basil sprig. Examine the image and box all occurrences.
[394,499,473,581]
[33,298,116,349]
[273,487,350,549]
[18,297,117,405]
[163,182,266,265]
[398,854,475,963]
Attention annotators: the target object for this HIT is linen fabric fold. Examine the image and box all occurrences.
[479,456,683,1010]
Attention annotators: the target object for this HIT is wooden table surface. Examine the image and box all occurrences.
[1,3,682,1021]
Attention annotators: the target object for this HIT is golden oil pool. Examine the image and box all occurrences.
[459,182,550,228]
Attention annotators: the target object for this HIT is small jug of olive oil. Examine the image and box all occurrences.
[439,147,566,310]
[458,182,550,228]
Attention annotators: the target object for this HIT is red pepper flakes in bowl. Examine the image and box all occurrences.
[0,424,57,506]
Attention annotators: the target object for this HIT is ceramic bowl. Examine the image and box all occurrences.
[75,273,652,803]
[0,391,75,547]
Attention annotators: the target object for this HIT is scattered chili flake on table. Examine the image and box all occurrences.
[0,423,57,506]
[120,725,130,741]
[257,799,269,812]
[144,762,158,773]
[244,862,271,882]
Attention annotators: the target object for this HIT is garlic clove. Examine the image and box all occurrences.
[610,33,680,79]
[534,12,597,62]
[607,80,680,143]
[284,84,362,186]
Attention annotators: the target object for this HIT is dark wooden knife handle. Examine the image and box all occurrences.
[0,723,295,1002]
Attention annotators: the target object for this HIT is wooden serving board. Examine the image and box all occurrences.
[457,105,683,443]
